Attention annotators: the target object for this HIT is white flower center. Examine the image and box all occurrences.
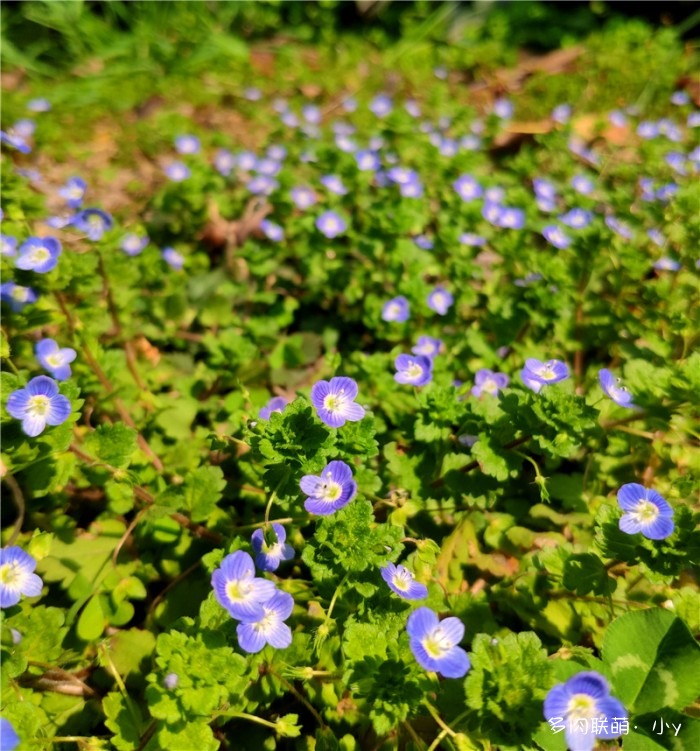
[11,288,28,302]
[566,693,598,721]
[46,353,64,368]
[422,627,453,658]
[632,499,659,524]
[406,362,423,379]
[0,562,21,587]
[323,390,346,413]
[226,578,253,603]
[29,247,50,264]
[392,569,413,591]
[483,378,498,394]
[318,479,342,502]
[28,395,51,417]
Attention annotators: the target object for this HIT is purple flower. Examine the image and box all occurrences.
[174,134,200,154]
[394,354,433,386]
[653,257,680,272]
[58,177,87,208]
[637,121,659,139]
[413,235,434,251]
[211,551,277,621]
[355,150,380,171]
[493,97,513,119]
[35,339,76,381]
[244,87,262,101]
[260,220,284,242]
[290,186,317,210]
[520,359,569,393]
[0,718,19,751]
[16,236,61,273]
[551,104,572,124]
[237,591,294,653]
[310,377,365,428]
[433,65,448,79]
[214,149,236,176]
[655,183,678,203]
[598,369,634,408]
[571,175,594,195]
[688,112,700,128]
[315,211,347,239]
[407,607,470,679]
[405,99,421,118]
[0,546,43,608]
[302,104,321,124]
[453,174,483,201]
[1,235,17,257]
[471,369,509,397]
[460,134,482,151]
[458,434,478,447]
[251,523,294,572]
[259,396,288,420]
[12,119,35,138]
[514,273,543,288]
[164,161,191,181]
[342,96,358,112]
[542,225,571,250]
[0,282,37,311]
[163,673,179,690]
[617,484,674,540]
[6,376,72,437]
[544,672,627,751]
[247,175,278,195]
[533,179,556,201]
[0,130,31,153]
[608,109,627,127]
[280,111,299,128]
[459,232,486,247]
[412,336,442,358]
[382,296,410,323]
[320,174,348,196]
[236,151,258,172]
[300,459,357,515]
[647,229,665,247]
[380,563,428,600]
[120,233,149,257]
[559,208,592,229]
[605,216,633,239]
[427,286,453,315]
[387,167,418,186]
[27,97,51,112]
[335,135,357,153]
[369,94,393,117]
[671,91,689,106]
[72,208,113,241]
[162,247,184,270]
[484,186,505,204]
[496,207,525,230]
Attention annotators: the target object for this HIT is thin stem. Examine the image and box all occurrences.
[2,474,25,545]
[423,700,456,738]
[325,572,349,622]
[227,712,278,730]
[264,491,278,527]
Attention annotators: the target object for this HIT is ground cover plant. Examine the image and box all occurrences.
[1,2,700,750]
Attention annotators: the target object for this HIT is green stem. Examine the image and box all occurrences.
[326,572,349,622]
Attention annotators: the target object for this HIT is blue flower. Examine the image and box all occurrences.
[413,235,433,250]
[544,671,627,751]
[471,369,509,397]
[301,459,357,516]
[256,158,282,176]
[72,208,113,241]
[571,174,594,195]
[412,336,442,358]
[355,150,380,171]
[533,179,556,201]
[559,208,593,229]
[427,286,453,315]
[251,524,294,572]
[320,174,348,196]
[605,215,633,239]
[236,151,258,171]
[164,162,190,182]
[213,149,236,176]
[653,257,680,271]
[459,232,486,247]
[380,563,428,600]
[174,134,200,154]
[551,103,572,124]
[0,546,43,608]
[407,607,470,678]
[237,591,294,653]
[0,718,20,751]
[27,97,51,112]
[162,247,184,270]
[369,94,393,117]
[290,186,317,210]
[315,211,347,239]
[647,229,665,247]
[16,237,61,273]
[1,235,17,257]
[598,369,634,408]
[0,129,31,153]
[302,104,321,124]
[617,484,674,540]
[521,359,569,393]
[542,225,571,250]
[394,354,433,386]
[310,377,365,428]
[6,376,72,437]
[163,672,179,690]
[211,550,277,621]
[496,207,525,230]
[670,90,689,106]
[58,176,87,208]
[260,220,284,242]
[244,86,262,101]
[382,296,410,323]
[0,282,38,311]
[453,174,483,201]
[258,396,288,420]
[120,233,149,257]
[247,175,278,195]
[493,97,513,119]
[35,339,76,381]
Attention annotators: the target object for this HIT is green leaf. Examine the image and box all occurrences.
[562,553,611,596]
[83,423,138,469]
[77,594,105,641]
[602,608,700,713]
[104,691,146,751]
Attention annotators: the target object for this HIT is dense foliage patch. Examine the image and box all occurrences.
[1,4,699,750]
